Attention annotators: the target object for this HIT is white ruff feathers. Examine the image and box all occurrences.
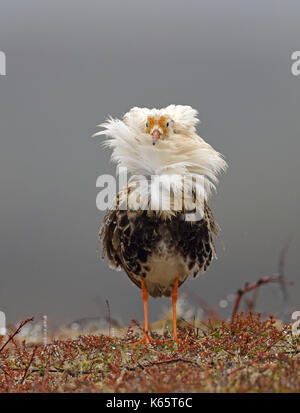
[94,105,227,212]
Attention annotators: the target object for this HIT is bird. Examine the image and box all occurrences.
[94,105,227,344]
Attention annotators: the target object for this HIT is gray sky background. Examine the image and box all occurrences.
[0,0,299,326]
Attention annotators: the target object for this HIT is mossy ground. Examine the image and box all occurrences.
[0,312,299,393]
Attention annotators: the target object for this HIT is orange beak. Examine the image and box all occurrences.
[152,129,161,145]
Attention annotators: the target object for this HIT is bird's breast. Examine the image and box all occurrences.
[143,243,191,297]
[101,206,216,298]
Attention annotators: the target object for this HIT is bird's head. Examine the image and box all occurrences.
[145,115,175,145]
[121,105,199,148]
[94,105,227,199]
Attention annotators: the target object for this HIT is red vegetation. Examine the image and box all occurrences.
[0,312,299,393]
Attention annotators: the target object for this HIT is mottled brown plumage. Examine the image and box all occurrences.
[100,199,219,297]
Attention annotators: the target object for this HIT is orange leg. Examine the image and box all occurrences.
[172,278,181,343]
[130,279,162,345]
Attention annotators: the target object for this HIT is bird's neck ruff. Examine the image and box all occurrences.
[95,107,227,217]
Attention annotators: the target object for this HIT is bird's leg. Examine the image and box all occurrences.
[172,277,181,343]
[141,278,150,341]
[130,279,162,345]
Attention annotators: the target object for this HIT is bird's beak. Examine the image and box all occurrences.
[152,129,161,145]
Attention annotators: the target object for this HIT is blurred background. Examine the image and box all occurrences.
[0,0,299,328]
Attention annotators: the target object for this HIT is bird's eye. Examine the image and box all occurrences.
[146,122,149,128]
[166,122,169,127]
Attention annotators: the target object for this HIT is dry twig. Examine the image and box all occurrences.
[231,276,293,322]
[0,317,34,353]
[21,345,37,384]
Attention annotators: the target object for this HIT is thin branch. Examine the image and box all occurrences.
[21,345,37,383]
[231,276,293,322]
[0,317,34,353]
[142,357,199,369]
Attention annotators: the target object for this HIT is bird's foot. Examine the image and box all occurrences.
[129,332,164,346]
[172,334,181,345]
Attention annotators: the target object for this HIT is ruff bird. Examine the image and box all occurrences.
[94,105,227,344]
